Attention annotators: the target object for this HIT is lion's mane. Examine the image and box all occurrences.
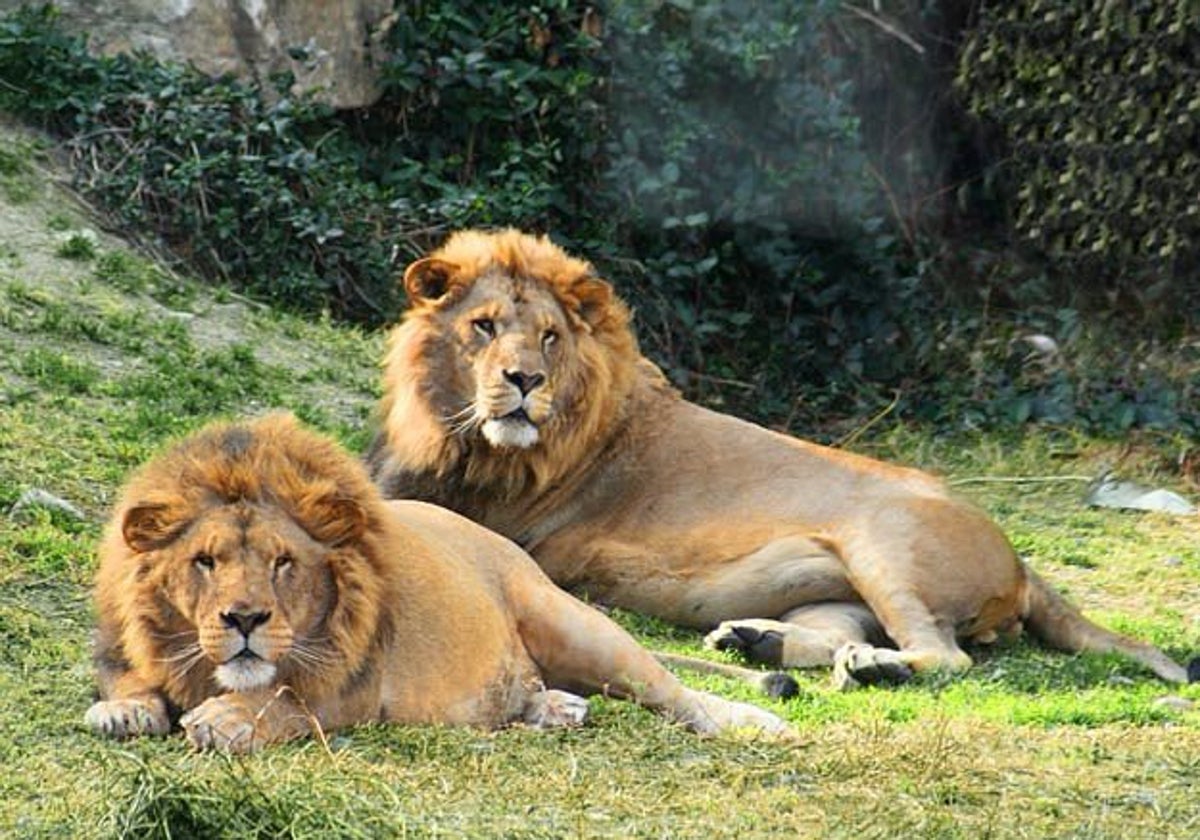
[371,228,655,499]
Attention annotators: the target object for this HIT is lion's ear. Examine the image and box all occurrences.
[122,504,183,553]
[403,258,459,305]
[569,275,615,329]
[302,495,368,547]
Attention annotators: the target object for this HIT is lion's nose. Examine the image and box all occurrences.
[503,369,546,395]
[220,609,271,637]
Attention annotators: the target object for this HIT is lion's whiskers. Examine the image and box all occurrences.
[443,402,483,438]
[444,403,476,422]
[150,629,197,642]
[158,643,207,681]
[287,638,342,675]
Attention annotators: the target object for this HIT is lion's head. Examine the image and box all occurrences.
[373,229,648,495]
[97,414,389,707]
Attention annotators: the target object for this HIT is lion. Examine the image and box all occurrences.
[84,413,787,753]
[366,228,1191,689]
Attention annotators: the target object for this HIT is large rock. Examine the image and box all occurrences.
[0,0,397,108]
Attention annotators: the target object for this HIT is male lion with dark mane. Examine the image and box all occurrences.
[86,414,786,752]
[367,228,1190,689]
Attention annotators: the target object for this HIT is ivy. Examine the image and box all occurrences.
[957,0,1200,314]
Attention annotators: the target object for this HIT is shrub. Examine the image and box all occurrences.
[366,0,608,245]
[591,0,920,421]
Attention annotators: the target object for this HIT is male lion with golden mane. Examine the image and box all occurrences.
[86,414,786,752]
[367,228,1190,689]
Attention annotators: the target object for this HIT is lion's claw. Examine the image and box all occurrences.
[181,696,259,753]
[85,699,170,739]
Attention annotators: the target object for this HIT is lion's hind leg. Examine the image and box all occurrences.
[512,579,788,735]
[706,601,974,690]
[705,601,884,669]
[521,689,590,729]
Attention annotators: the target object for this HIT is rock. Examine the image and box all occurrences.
[1152,695,1195,713]
[0,0,398,109]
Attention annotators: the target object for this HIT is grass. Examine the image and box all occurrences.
[3,123,1200,838]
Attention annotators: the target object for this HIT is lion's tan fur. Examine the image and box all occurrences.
[368,229,1188,685]
[88,414,786,751]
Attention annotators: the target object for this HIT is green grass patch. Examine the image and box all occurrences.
[0,135,39,204]
[4,160,1200,838]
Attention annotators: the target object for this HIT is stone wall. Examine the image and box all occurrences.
[0,0,397,108]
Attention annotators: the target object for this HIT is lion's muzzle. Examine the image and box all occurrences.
[221,608,271,637]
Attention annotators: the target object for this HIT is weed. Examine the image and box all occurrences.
[54,231,96,261]
[93,250,195,309]
[45,212,74,231]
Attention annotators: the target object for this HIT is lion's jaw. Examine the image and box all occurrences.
[482,415,540,449]
[215,657,278,692]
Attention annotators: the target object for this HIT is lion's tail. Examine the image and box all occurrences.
[653,652,799,699]
[1021,564,1188,683]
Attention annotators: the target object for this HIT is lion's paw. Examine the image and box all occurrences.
[831,643,914,691]
[704,620,787,667]
[181,696,259,753]
[85,699,170,739]
[678,690,790,736]
[522,689,590,729]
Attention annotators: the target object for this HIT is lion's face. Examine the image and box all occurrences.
[127,501,338,693]
[430,272,578,450]
[375,229,641,493]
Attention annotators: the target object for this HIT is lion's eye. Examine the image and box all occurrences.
[542,329,558,350]
[472,318,496,339]
[193,553,215,571]
[274,553,294,573]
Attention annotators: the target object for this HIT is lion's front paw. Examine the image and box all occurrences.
[85,699,170,739]
[181,696,260,753]
[704,620,786,667]
[831,642,914,691]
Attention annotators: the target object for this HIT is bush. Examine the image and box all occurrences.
[366,0,608,243]
[592,0,920,420]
